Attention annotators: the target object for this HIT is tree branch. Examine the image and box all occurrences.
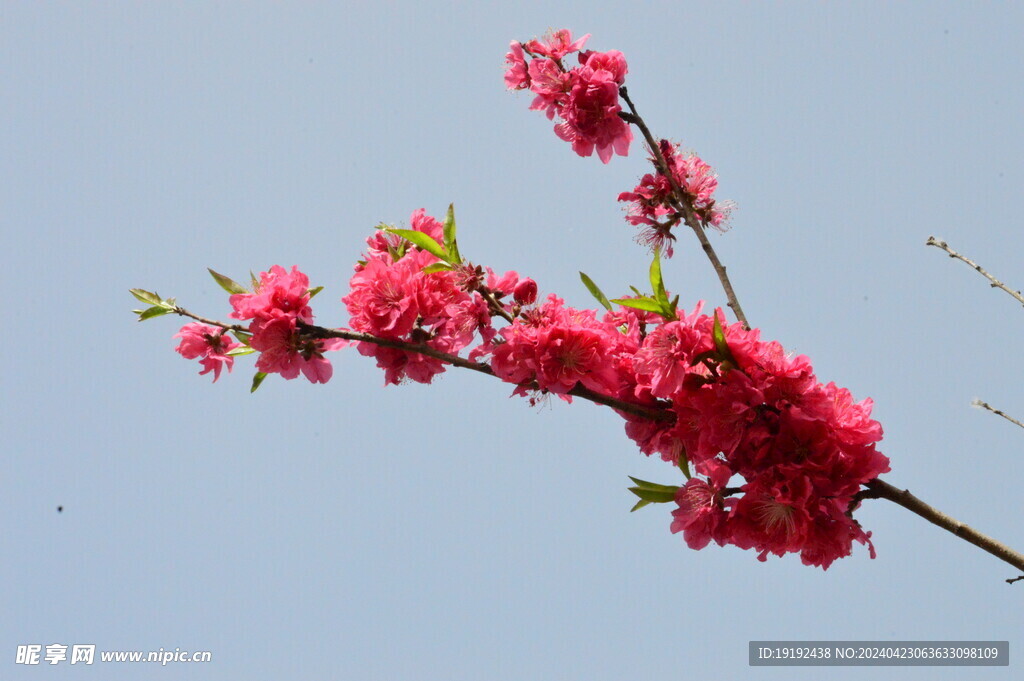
[972,399,1024,431]
[926,236,1024,308]
[862,479,1024,582]
[619,87,750,329]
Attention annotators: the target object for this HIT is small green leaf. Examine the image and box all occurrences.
[129,288,162,306]
[678,454,692,480]
[208,268,248,295]
[386,228,449,262]
[136,305,172,321]
[628,476,681,493]
[226,346,256,357]
[628,487,677,504]
[649,248,667,304]
[231,329,253,345]
[629,285,643,297]
[250,270,260,289]
[307,285,324,299]
[712,312,732,357]
[630,499,653,512]
[610,297,663,314]
[250,371,268,393]
[442,203,461,264]
[579,272,613,311]
[422,262,454,274]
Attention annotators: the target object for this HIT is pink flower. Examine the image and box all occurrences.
[363,209,445,262]
[345,255,423,337]
[578,49,627,84]
[554,65,632,163]
[504,41,530,90]
[485,295,626,399]
[527,58,571,119]
[346,214,504,385]
[229,265,312,323]
[173,323,241,382]
[633,320,710,398]
[250,313,344,384]
[619,141,735,254]
[523,29,590,60]
[513,278,538,305]
[670,461,732,550]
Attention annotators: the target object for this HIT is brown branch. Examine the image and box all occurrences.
[926,236,1024,308]
[619,87,749,329]
[863,479,1024,582]
[171,307,248,333]
[972,399,1024,431]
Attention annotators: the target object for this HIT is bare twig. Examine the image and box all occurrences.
[619,87,749,329]
[926,236,1024,308]
[972,399,1024,431]
[862,479,1024,581]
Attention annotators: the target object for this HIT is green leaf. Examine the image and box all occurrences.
[678,454,692,480]
[250,372,268,393]
[231,329,253,345]
[136,305,172,321]
[628,487,677,504]
[442,203,461,264]
[649,248,667,304]
[250,270,260,289]
[307,285,324,300]
[630,499,653,512]
[386,228,449,262]
[628,476,681,493]
[226,346,256,357]
[208,268,248,295]
[610,297,663,314]
[629,285,643,297]
[579,272,612,311]
[129,288,162,306]
[422,262,454,274]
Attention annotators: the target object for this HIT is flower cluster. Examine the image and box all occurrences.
[623,308,889,569]
[173,323,240,382]
[343,209,522,385]
[505,29,632,163]
[229,265,344,383]
[619,140,735,256]
[473,294,632,400]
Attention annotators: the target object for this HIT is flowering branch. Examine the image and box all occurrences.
[862,479,1024,581]
[972,399,1024,431]
[926,236,1024,309]
[168,304,671,422]
[618,87,749,329]
[133,28,1024,579]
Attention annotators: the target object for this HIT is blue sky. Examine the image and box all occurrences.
[3,2,1023,679]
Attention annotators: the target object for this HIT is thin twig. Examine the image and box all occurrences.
[862,479,1024,581]
[477,286,515,324]
[972,399,1024,431]
[619,87,750,329]
[926,236,1024,308]
[171,307,248,333]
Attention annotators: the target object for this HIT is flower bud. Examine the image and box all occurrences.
[513,278,538,305]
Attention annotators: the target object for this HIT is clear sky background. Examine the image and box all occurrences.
[3,2,1023,679]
